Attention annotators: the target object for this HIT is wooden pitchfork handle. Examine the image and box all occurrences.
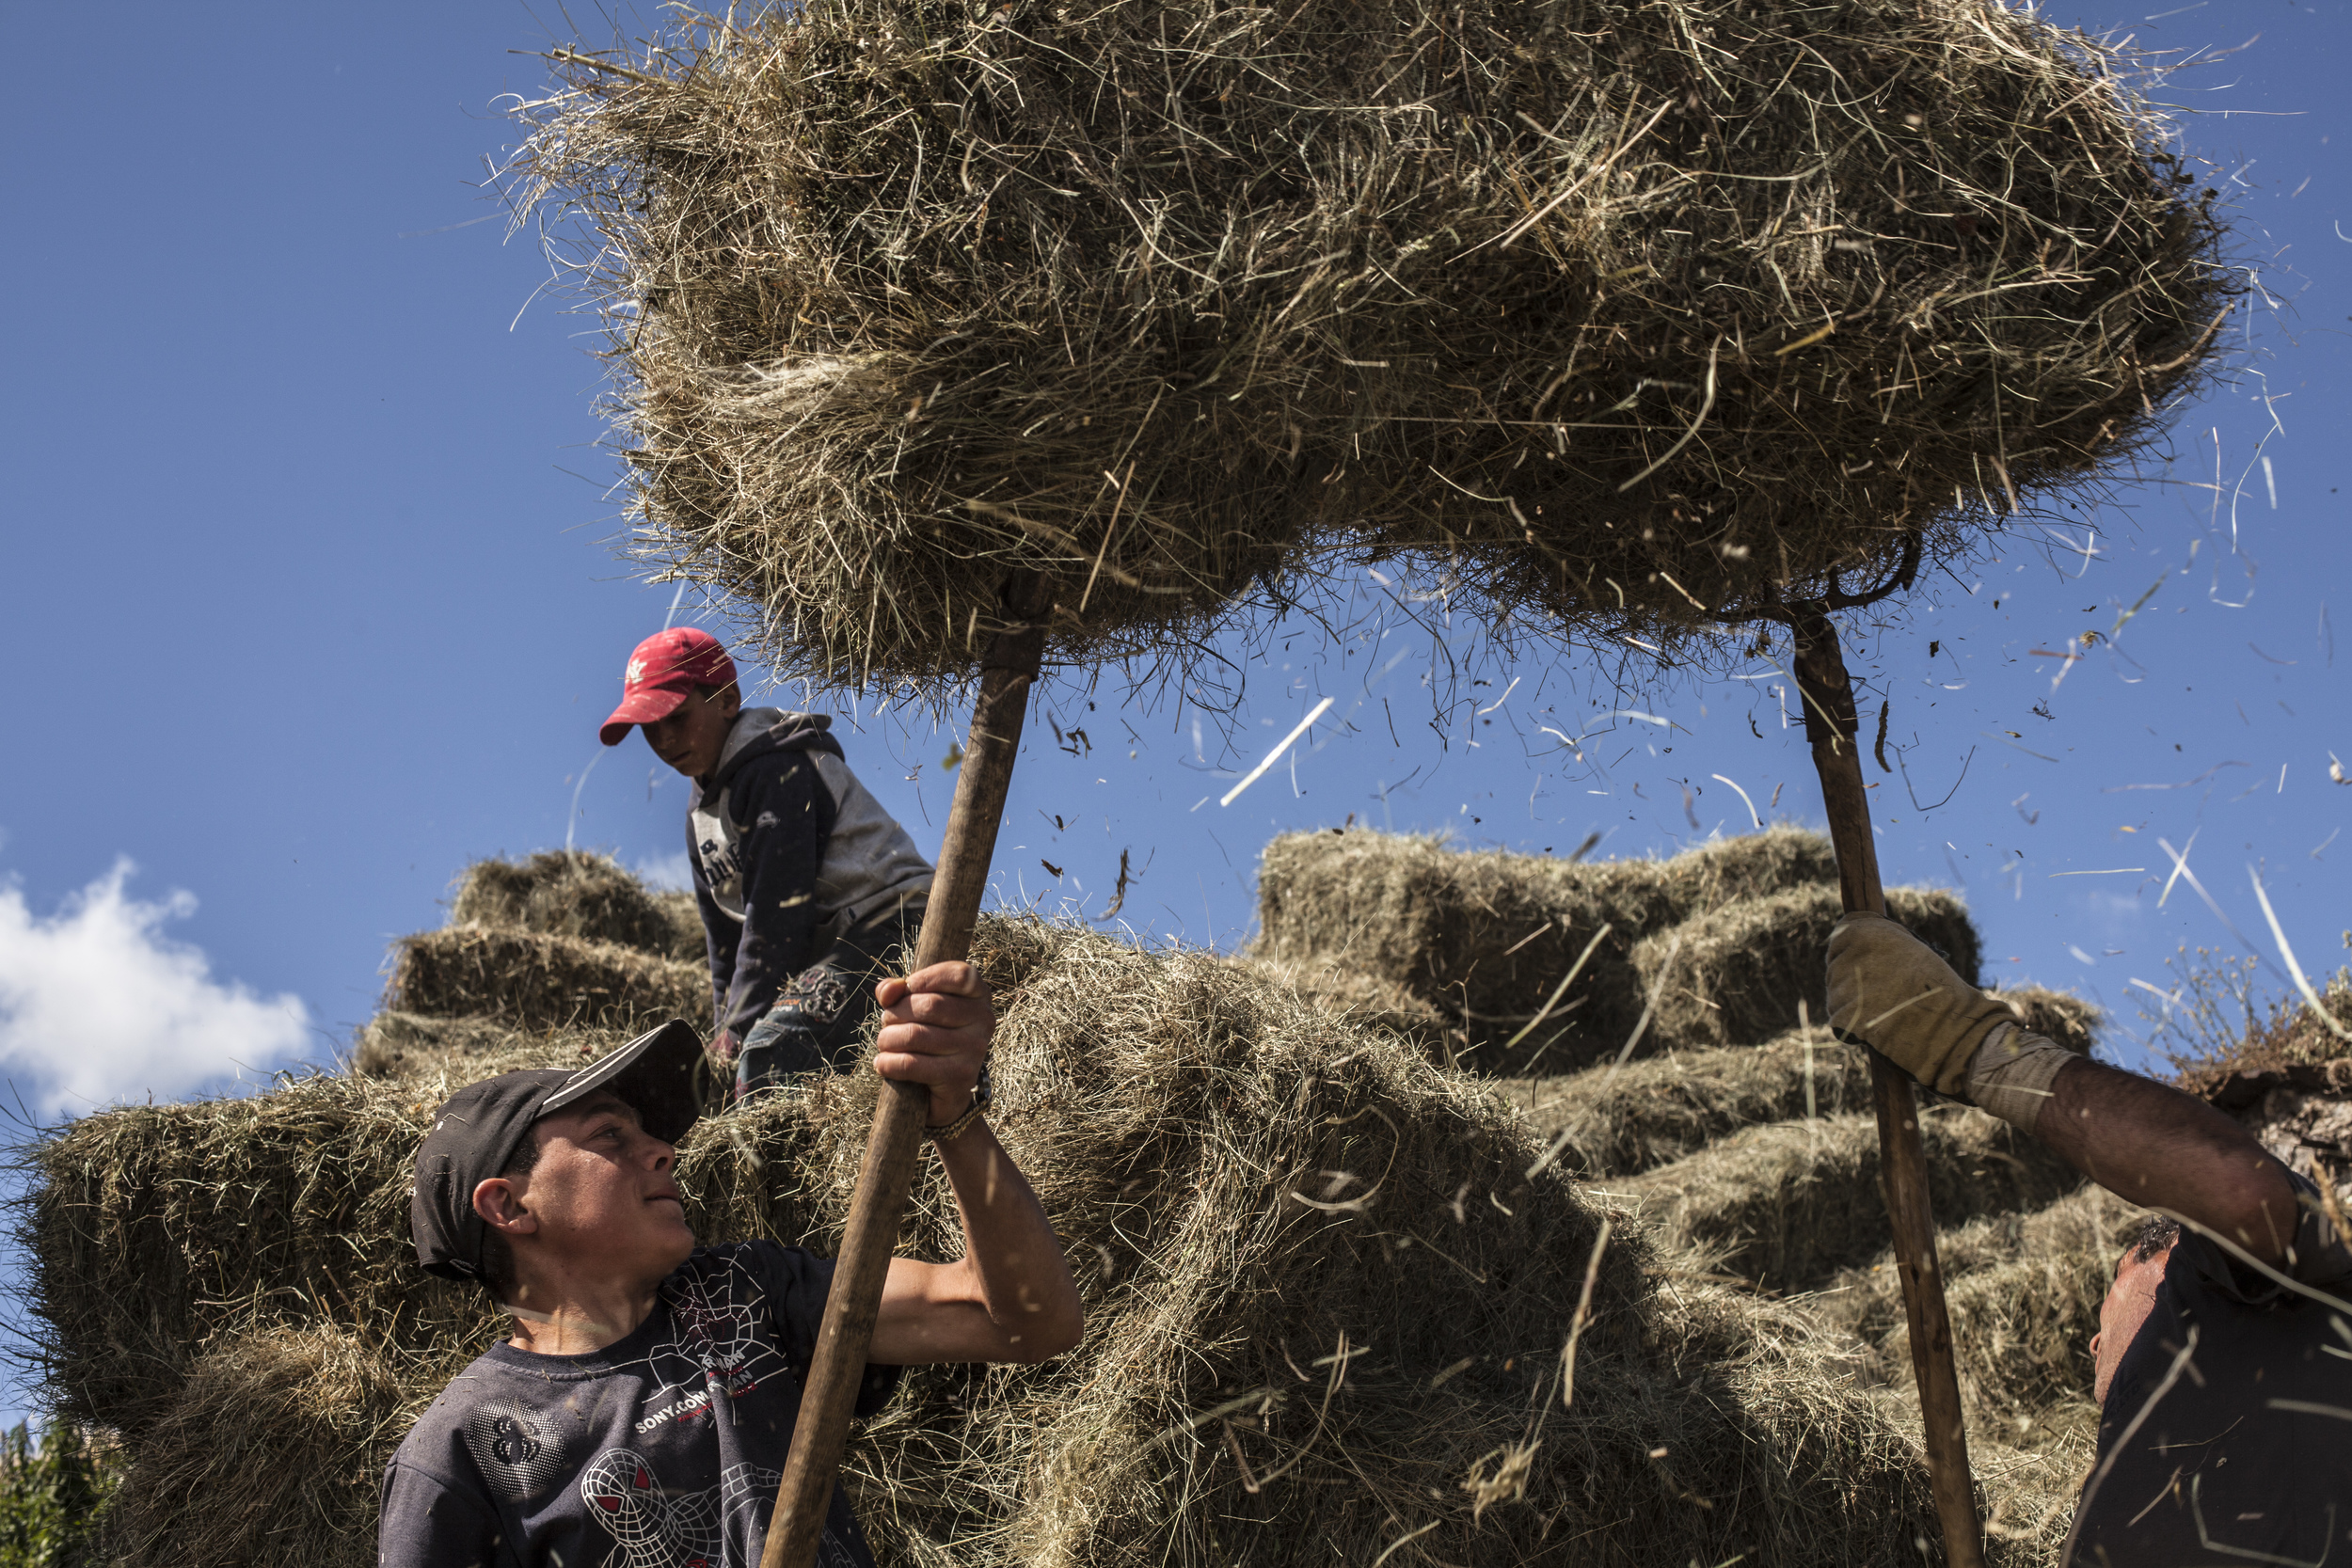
[760,577,1051,1568]
[1791,609,1983,1568]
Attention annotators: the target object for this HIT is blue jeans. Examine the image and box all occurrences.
[735,911,920,1096]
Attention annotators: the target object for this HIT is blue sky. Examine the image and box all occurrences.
[0,0,2344,1143]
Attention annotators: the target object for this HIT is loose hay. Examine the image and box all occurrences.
[511,0,2231,691]
[28,916,2007,1565]
[1633,883,1978,1051]
[448,848,693,957]
[1620,1105,2082,1292]
[385,926,710,1032]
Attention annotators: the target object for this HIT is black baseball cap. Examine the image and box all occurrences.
[409,1019,705,1284]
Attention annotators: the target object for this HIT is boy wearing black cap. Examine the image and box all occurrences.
[599,626,936,1099]
[381,962,1080,1568]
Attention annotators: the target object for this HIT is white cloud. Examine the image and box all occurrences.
[634,849,695,894]
[0,860,311,1117]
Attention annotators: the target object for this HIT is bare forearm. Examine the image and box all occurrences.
[2035,1056,2298,1262]
[932,1121,1082,1354]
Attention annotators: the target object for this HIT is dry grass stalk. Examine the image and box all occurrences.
[508,0,2232,693]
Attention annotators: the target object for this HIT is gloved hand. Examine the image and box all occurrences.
[1824,911,2013,1099]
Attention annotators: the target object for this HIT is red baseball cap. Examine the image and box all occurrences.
[599,627,738,745]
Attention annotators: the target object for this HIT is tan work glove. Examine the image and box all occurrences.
[1824,911,2013,1099]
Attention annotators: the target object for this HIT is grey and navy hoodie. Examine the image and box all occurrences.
[688,708,933,1039]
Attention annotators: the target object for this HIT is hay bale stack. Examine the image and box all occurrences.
[1619,1108,2080,1292]
[351,1011,636,1085]
[513,0,2227,688]
[1255,827,1976,1068]
[654,886,708,962]
[1817,1186,2141,1449]
[95,1324,419,1568]
[23,1072,501,1433]
[385,926,709,1033]
[28,915,2017,1565]
[1633,885,1978,1052]
[447,848,688,957]
[672,921,1964,1565]
[1511,1025,1878,1176]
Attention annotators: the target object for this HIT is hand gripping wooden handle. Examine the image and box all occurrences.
[760,580,1049,1568]
[1791,611,1983,1568]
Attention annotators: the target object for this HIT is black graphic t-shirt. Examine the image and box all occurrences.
[379,1243,900,1568]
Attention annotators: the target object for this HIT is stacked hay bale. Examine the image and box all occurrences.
[359,850,710,1078]
[23,845,2103,1565]
[1257,825,1977,1071]
[1257,827,2119,1481]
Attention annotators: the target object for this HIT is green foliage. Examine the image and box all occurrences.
[0,1422,113,1568]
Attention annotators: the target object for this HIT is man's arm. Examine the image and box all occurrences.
[2034,1056,2299,1266]
[862,961,1084,1366]
[1827,911,2302,1265]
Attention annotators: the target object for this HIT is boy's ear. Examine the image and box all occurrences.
[473,1177,536,1237]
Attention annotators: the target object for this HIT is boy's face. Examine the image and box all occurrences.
[642,683,740,779]
[492,1093,697,1300]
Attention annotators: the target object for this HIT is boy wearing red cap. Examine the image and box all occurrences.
[600,628,934,1096]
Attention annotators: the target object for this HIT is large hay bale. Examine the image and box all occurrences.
[1620,1107,2081,1291]
[95,1324,419,1568]
[1254,827,1846,1065]
[384,926,709,1031]
[29,916,2000,1565]
[1513,1025,1879,1177]
[1633,884,1979,1051]
[1818,1186,2141,1449]
[350,1010,631,1085]
[448,848,685,955]
[513,0,2228,689]
[22,1072,495,1434]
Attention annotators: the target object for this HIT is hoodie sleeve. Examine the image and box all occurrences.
[689,816,736,1031]
[719,751,840,1038]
